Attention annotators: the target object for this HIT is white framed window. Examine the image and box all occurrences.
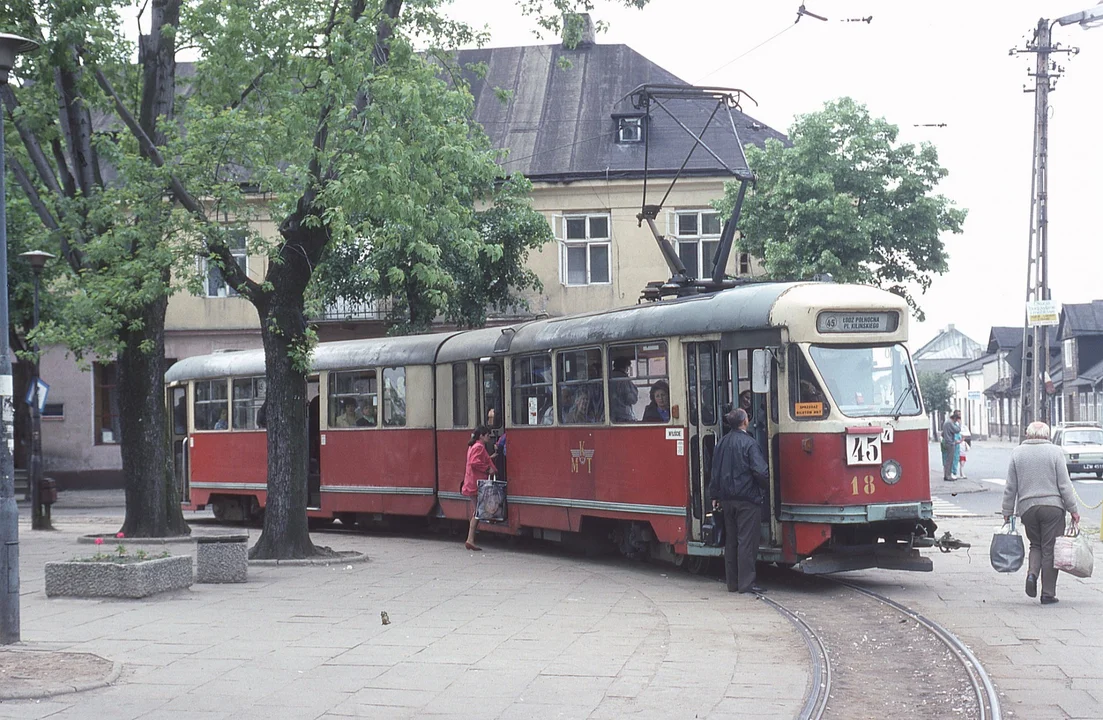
[199,228,248,298]
[556,213,611,286]
[672,210,722,279]
[1063,339,1075,376]
[615,116,643,143]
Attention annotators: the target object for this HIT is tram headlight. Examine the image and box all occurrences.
[880,459,902,485]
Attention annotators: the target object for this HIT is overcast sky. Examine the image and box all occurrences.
[445,0,1103,351]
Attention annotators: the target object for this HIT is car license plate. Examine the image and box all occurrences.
[846,433,883,465]
[1082,464,1102,470]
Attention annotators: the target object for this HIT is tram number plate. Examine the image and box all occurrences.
[847,433,882,465]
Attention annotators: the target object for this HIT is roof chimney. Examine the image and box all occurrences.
[562,13,596,48]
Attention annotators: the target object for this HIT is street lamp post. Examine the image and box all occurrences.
[0,32,40,646]
[19,250,55,531]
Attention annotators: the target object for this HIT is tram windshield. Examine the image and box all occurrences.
[806,344,921,418]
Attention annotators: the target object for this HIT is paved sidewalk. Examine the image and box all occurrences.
[844,513,1103,720]
[0,504,808,720]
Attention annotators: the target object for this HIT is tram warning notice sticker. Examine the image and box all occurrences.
[665,428,684,440]
[794,402,824,417]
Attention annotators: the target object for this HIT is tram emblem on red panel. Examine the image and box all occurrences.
[570,442,595,473]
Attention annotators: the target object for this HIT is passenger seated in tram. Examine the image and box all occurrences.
[213,408,229,430]
[642,380,671,423]
[357,399,376,426]
[563,389,599,424]
[334,398,361,428]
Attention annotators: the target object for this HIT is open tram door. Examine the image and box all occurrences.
[167,383,190,506]
[718,332,784,549]
[685,342,721,544]
[476,359,505,476]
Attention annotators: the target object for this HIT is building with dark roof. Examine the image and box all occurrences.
[451,16,786,317]
[1057,300,1103,423]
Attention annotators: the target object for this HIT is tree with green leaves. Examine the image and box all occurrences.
[2,0,191,537]
[717,97,966,320]
[918,371,953,415]
[168,1,641,558]
[314,173,552,333]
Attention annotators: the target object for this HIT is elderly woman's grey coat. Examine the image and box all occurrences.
[1001,439,1077,518]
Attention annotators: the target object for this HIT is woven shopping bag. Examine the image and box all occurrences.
[1054,522,1094,578]
[990,517,1025,573]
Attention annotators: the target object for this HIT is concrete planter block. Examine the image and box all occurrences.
[45,555,193,599]
[196,535,249,584]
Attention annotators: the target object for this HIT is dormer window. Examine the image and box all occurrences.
[614,115,644,143]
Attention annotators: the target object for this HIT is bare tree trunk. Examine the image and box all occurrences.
[248,233,318,559]
[117,295,189,537]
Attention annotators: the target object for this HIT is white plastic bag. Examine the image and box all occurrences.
[1054,522,1094,578]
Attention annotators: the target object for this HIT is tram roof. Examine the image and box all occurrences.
[437,281,843,361]
[165,332,456,382]
[167,282,905,382]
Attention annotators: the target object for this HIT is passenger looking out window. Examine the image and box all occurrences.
[329,370,378,428]
[194,380,228,430]
[558,348,604,425]
[611,342,668,423]
[643,381,671,422]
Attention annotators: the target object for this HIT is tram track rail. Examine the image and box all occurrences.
[760,574,1002,720]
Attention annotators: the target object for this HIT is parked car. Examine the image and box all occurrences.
[1052,422,1103,478]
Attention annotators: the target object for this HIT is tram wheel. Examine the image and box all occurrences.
[685,556,713,575]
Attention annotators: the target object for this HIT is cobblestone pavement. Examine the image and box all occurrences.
[0,503,807,720]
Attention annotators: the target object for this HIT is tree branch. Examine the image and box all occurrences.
[55,55,98,196]
[0,86,66,199]
[6,154,84,273]
[89,64,261,299]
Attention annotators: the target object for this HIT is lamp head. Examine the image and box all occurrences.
[18,250,55,272]
[0,33,39,83]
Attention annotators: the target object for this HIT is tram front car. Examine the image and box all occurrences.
[766,286,936,573]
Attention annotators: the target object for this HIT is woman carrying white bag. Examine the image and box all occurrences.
[1002,421,1081,605]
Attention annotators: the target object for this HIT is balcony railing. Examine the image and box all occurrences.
[312,296,393,322]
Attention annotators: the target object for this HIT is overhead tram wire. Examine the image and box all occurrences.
[694,23,797,85]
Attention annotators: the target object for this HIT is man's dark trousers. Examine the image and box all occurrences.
[721,499,761,592]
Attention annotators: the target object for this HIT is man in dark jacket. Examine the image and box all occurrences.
[709,408,770,594]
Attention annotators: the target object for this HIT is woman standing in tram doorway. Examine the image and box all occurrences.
[463,426,498,551]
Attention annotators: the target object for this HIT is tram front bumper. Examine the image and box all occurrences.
[780,502,933,524]
[797,547,934,574]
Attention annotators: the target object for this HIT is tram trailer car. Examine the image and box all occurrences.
[165,282,938,574]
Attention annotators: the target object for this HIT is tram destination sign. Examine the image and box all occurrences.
[816,312,899,334]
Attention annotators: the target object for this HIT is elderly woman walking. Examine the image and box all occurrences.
[1002,421,1081,605]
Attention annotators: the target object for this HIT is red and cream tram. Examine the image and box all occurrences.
[165,281,938,573]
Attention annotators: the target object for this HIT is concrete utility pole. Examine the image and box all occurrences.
[1010,6,1102,436]
[0,32,40,646]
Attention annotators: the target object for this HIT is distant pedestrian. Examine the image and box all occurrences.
[462,426,498,552]
[941,411,962,480]
[708,408,770,594]
[1002,421,1081,605]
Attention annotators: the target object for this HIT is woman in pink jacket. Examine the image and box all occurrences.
[463,425,498,551]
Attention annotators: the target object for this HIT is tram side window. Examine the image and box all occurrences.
[194,380,229,430]
[610,342,669,423]
[481,364,504,429]
[788,346,829,420]
[232,377,267,429]
[452,363,469,428]
[330,370,378,428]
[511,354,554,425]
[382,367,406,426]
[558,348,604,424]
